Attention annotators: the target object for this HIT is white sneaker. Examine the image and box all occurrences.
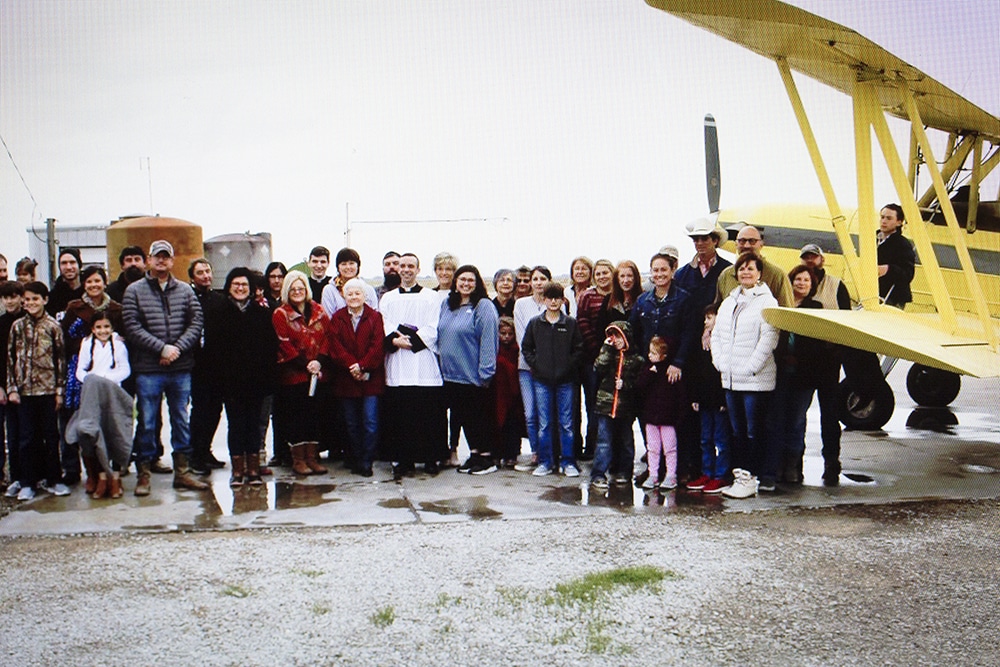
[513,459,537,472]
[17,485,35,501]
[4,481,21,498]
[561,464,580,478]
[721,468,758,499]
[46,483,71,496]
[532,464,553,477]
[641,476,657,490]
[659,478,677,491]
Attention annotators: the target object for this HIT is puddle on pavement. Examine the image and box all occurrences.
[959,464,997,474]
[377,498,411,509]
[417,495,501,519]
[201,481,342,517]
[906,408,959,433]
[538,482,716,513]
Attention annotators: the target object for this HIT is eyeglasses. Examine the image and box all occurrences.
[288,286,307,294]
[737,238,761,246]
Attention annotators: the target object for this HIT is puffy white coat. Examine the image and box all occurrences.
[711,283,779,392]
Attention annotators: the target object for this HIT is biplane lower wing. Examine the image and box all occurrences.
[762,307,1000,378]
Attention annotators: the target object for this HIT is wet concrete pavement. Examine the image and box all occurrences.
[2,364,997,536]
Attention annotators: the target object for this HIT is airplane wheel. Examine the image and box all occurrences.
[905,364,961,407]
[839,377,894,430]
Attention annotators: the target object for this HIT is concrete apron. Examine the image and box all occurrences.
[3,373,998,537]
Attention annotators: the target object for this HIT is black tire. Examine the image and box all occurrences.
[906,364,961,407]
[839,377,895,430]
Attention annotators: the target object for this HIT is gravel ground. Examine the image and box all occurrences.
[1,498,996,666]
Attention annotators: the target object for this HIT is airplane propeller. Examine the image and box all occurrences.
[704,113,721,215]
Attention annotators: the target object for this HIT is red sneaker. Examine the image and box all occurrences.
[686,475,711,490]
[702,478,725,494]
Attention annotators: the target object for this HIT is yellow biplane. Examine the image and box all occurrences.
[648,0,1000,428]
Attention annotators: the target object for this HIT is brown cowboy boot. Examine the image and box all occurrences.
[290,443,313,476]
[172,453,210,490]
[229,455,246,488]
[245,453,263,486]
[108,472,123,499]
[304,442,328,474]
[91,472,109,499]
[82,456,101,495]
[134,462,152,496]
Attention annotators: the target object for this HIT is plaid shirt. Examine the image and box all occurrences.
[6,313,66,397]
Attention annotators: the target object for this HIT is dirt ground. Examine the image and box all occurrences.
[1,497,995,666]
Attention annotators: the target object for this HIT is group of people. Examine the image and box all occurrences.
[0,204,915,502]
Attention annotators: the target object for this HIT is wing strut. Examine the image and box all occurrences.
[899,82,999,348]
[776,58,866,299]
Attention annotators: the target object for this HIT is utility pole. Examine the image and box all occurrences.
[45,217,57,285]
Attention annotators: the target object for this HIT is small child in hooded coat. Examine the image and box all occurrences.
[636,336,687,489]
[589,320,644,486]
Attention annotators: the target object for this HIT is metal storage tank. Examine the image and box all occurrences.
[203,232,273,289]
[105,216,203,282]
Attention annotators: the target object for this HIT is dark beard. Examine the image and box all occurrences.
[382,272,401,290]
[123,265,145,284]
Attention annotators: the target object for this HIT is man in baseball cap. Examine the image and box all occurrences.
[799,243,823,258]
[149,239,174,257]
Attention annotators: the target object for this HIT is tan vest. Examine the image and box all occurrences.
[814,274,841,310]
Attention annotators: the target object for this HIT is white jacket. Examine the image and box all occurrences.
[711,283,779,392]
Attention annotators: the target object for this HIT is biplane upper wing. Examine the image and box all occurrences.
[762,306,1000,378]
[645,0,1000,141]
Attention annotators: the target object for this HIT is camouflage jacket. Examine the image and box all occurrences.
[6,313,66,397]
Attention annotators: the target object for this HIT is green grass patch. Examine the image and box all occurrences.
[292,568,325,578]
[551,628,576,645]
[434,592,462,609]
[370,605,396,628]
[585,621,613,654]
[550,565,676,606]
[220,584,251,598]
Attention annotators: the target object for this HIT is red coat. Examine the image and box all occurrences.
[328,304,385,398]
[273,303,334,386]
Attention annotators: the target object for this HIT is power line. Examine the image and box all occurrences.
[0,131,47,244]
[0,131,39,211]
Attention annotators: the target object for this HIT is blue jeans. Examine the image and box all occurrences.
[342,396,379,469]
[771,378,814,462]
[725,390,769,476]
[518,370,540,455]
[135,372,192,463]
[533,381,575,469]
[700,407,731,480]
[591,414,635,480]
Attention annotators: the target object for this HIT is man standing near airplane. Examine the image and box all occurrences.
[674,218,733,484]
[799,244,850,310]
[876,203,916,308]
[795,243,849,485]
[714,224,793,307]
[122,240,209,496]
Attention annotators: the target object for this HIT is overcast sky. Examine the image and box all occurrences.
[2,0,997,277]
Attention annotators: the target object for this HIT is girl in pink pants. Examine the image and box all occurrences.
[636,337,687,490]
